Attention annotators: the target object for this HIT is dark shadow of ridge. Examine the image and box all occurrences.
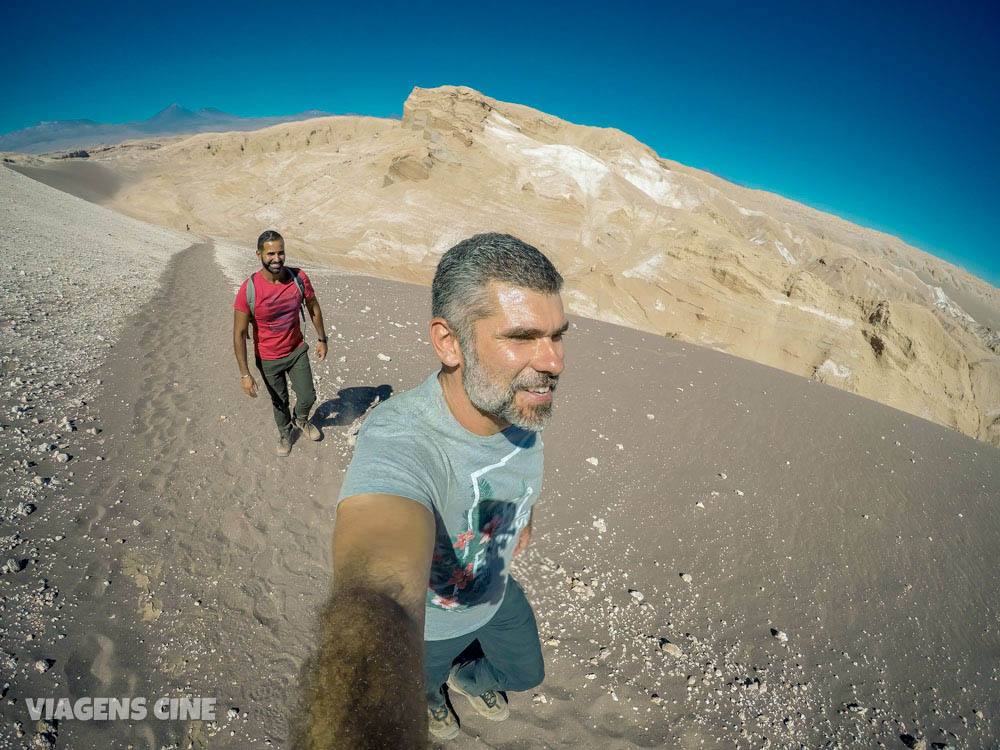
[7,161,123,204]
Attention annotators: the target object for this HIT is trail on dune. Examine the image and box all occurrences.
[43,242,350,748]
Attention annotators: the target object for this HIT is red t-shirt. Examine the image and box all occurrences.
[234,269,316,360]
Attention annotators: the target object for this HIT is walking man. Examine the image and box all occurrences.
[301,233,566,747]
[234,230,328,456]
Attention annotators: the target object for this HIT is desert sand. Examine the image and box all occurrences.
[0,164,998,749]
[8,85,997,453]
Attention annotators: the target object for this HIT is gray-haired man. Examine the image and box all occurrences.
[301,233,567,746]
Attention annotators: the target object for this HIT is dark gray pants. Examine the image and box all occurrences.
[256,343,316,437]
[425,575,545,708]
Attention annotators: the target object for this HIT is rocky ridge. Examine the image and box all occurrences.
[23,85,1000,446]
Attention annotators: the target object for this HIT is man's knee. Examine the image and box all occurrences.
[299,389,316,411]
[291,365,316,410]
[504,658,544,692]
[266,387,289,410]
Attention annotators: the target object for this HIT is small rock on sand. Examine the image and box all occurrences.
[660,641,683,657]
[33,659,54,673]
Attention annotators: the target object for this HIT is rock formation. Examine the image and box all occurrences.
[44,85,1000,446]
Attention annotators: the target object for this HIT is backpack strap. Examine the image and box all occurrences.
[244,274,257,340]
[245,273,257,319]
[288,267,307,321]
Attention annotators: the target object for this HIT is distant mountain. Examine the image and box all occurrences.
[0,105,335,154]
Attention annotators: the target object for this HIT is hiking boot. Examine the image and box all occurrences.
[446,665,510,721]
[427,702,459,740]
[276,432,292,457]
[295,418,321,441]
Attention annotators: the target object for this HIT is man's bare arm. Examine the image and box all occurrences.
[301,494,435,749]
[233,310,258,397]
[305,297,328,361]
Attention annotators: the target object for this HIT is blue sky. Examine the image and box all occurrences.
[7,0,1000,287]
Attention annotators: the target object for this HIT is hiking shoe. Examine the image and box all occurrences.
[295,418,321,441]
[427,702,459,740]
[446,665,510,721]
[276,433,292,457]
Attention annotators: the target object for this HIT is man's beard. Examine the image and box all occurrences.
[461,338,558,432]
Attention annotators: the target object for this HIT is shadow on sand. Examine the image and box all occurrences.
[314,384,393,427]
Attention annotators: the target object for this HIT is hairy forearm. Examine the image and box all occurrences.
[301,586,427,749]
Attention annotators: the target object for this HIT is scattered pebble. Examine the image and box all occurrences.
[33,659,54,673]
[660,641,683,657]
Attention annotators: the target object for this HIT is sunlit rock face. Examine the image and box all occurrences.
[91,85,1000,446]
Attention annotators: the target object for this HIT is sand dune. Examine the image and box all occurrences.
[0,165,998,748]
[10,85,998,452]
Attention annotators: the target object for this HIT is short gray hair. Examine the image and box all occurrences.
[432,233,563,345]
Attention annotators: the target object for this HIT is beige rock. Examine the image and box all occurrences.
[78,85,1000,446]
[660,641,683,657]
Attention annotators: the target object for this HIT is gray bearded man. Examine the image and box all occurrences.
[300,233,567,747]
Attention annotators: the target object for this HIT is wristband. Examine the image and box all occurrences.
[241,374,252,379]
[318,337,327,343]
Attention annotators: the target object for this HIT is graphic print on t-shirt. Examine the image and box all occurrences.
[427,443,534,611]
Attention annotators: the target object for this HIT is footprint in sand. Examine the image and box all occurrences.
[85,503,107,535]
[64,633,118,690]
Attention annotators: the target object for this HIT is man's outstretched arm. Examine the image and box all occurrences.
[302,494,435,749]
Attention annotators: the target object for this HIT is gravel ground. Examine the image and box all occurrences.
[0,167,190,747]
[1,165,998,749]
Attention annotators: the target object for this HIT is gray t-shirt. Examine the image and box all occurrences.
[337,371,543,641]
